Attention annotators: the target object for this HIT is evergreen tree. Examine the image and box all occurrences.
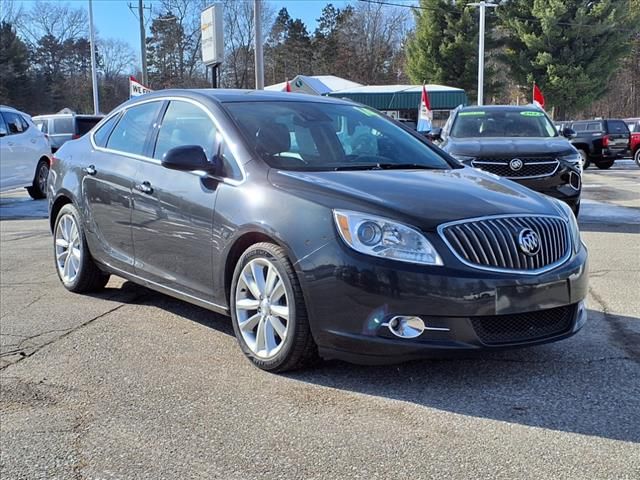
[0,22,31,111]
[499,0,636,118]
[406,0,492,98]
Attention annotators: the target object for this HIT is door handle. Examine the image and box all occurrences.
[83,165,97,175]
[134,181,153,194]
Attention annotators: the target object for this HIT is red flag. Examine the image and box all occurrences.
[533,83,545,109]
[421,84,431,111]
[417,84,433,131]
[285,79,291,93]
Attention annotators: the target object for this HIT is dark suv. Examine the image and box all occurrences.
[431,105,582,215]
[568,119,630,169]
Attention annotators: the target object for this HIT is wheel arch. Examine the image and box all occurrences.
[49,193,74,233]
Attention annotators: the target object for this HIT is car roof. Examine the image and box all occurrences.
[32,114,103,119]
[129,88,354,106]
[459,105,543,112]
[0,105,23,114]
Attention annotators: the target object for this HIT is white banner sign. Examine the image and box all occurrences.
[129,76,153,98]
[201,4,224,66]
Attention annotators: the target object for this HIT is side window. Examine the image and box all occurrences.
[586,122,603,132]
[2,112,26,135]
[93,113,121,147]
[53,117,74,134]
[0,113,7,135]
[19,115,30,132]
[107,102,161,156]
[153,101,216,160]
[35,119,48,133]
[572,123,586,132]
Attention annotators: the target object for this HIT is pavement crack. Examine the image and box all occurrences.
[0,302,136,371]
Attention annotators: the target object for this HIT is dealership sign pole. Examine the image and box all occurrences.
[468,1,497,106]
[201,4,224,88]
[88,0,99,114]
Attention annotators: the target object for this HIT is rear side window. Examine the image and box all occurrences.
[606,120,629,134]
[93,114,121,147]
[572,123,586,132]
[107,102,161,156]
[35,119,48,133]
[2,111,27,134]
[53,117,74,134]
[0,113,7,134]
[586,122,603,132]
[19,115,30,131]
[76,117,102,136]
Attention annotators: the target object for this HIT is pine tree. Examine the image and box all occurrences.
[499,0,636,119]
[0,22,31,111]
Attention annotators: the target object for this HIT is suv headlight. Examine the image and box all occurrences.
[333,210,443,266]
[556,200,581,253]
[559,151,582,173]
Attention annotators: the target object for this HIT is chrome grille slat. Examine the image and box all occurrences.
[439,215,571,274]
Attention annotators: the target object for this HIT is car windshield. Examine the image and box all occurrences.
[223,101,454,171]
[451,109,558,138]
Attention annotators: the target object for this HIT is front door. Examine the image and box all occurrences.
[131,99,220,300]
[82,101,163,273]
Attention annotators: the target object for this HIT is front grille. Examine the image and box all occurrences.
[471,304,576,345]
[472,157,559,178]
[439,215,570,272]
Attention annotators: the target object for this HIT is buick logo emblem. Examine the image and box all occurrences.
[509,158,524,171]
[518,228,541,256]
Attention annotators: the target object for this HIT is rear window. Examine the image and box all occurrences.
[607,120,629,134]
[76,117,102,136]
[53,117,74,134]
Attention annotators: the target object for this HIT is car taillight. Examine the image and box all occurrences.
[602,135,609,147]
[51,156,58,166]
[72,134,80,140]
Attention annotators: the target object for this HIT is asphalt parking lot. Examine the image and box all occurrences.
[1,161,639,479]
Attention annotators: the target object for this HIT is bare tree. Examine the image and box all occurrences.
[1,0,23,25]
[98,38,136,79]
[17,0,88,46]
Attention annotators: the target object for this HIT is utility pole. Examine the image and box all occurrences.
[88,0,99,114]
[138,0,148,85]
[253,0,264,90]
[468,1,496,106]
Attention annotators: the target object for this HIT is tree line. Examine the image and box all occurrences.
[0,0,638,120]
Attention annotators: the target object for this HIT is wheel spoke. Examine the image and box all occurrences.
[71,247,81,261]
[264,265,278,296]
[250,261,266,296]
[270,305,289,321]
[268,315,287,339]
[270,280,285,303]
[240,270,261,300]
[263,319,278,354]
[55,238,69,248]
[239,313,261,332]
[63,254,71,280]
[255,317,266,353]
[236,298,260,311]
[56,249,69,262]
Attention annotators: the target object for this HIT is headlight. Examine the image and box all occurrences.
[449,153,475,165]
[333,210,443,266]
[559,151,582,173]
[556,200,581,253]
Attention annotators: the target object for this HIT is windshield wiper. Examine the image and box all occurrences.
[334,163,436,171]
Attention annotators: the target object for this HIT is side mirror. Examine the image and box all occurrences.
[161,145,216,173]
[424,127,442,142]
[562,127,576,139]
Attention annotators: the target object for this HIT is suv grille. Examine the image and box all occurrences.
[472,157,559,178]
[439,215,570,272]
[471,304,576,345]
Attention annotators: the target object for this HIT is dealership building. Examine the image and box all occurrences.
[265,75,468,126]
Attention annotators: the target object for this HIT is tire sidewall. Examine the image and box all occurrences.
[634,149,640,167]
[53,204,88,291]
[230,245,299,371]
[578,150,590,169]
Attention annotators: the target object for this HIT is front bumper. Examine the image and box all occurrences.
[516,166,581,208]
[296,239,589,364]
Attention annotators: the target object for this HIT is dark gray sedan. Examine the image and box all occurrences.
[48,89,588,372]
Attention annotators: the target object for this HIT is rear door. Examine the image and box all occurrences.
[131,99,220,299]
[82,102,163,274]
[605,120,630,154]
[50,117,74,151]
[0,111,32,189]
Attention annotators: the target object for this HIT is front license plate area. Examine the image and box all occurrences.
[496,280,570,315]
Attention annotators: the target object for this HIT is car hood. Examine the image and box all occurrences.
[445,137,574,157]
[268,167,561,231]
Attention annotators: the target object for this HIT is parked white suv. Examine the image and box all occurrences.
[0,105,52,198]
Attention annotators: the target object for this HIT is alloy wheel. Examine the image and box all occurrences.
[37,162,49,195]
[235,258,290,359]
[55,213,81,284]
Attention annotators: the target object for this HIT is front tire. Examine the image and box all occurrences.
[27,160,49,199]
[595,159,615,170]
[578,149,590,170]
[634,148,640,168]
[230,242,317,372]
[53,204,109,293]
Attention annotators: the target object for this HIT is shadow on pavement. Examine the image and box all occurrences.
[86,278,640,445]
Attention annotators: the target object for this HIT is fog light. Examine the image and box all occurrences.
[386,316,425,339]
[569,171,581,190]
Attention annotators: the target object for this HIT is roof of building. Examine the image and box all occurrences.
[331,84,465,94]
[265,75,362,94]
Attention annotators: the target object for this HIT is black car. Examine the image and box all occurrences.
[568,119,630,169]
[48,90,588,372]
[432,105,582,216]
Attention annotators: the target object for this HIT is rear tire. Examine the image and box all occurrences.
[634,148,640,168]
[230,242,318,372]
[53,204,110,293]
[577,149,590,170]
[27,159,49,199]
[595,159,614,170]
